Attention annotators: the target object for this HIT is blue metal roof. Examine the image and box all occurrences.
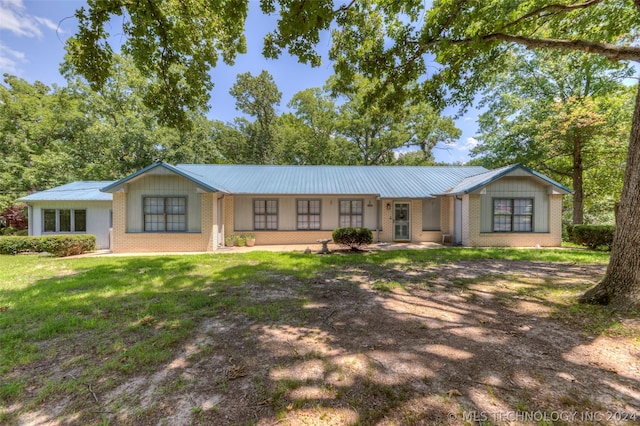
[17,163,571,202]
[18,181,114,202]
[440,164,572,195]
[101,162,222,193]
[176,164,489,198]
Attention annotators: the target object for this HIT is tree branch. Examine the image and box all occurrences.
[501,0,604,31]
[482,33,640,63]
[334,0,356,13]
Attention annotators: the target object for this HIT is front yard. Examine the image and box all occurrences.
[0,248,638,425]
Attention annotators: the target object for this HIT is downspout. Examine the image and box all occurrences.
[376,198,381,242]
[218,194,225,247]
[27,204,33,236]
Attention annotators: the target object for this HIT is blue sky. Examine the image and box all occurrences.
[0,0,480,163]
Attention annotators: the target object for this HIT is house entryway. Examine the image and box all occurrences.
[393,202,410,241]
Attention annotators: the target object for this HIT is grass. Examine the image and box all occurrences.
[0,247,627,423]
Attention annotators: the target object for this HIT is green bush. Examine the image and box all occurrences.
[0,234,96,256]
[570,225,615,251]
[332,227,373,250]
[565,224,575,242]
[0,236,40,254]
[39,235,96,256]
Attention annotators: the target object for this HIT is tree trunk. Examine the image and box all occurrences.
[572,133,584,225]
[580,83,640,311]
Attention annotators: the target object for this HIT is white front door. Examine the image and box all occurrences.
[393,202,410,241]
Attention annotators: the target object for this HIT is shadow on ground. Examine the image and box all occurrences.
[2,251,639,425]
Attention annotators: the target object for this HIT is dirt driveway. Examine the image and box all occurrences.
[76,258,637,426]
[17,257,640,425]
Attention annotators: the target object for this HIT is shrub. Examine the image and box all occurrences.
[0,236,40,254]
[565,224,575,242]
[570,225,615,251]
[0,234,96,256]
[332,227,373,250]
[1,227,16,236]
[39,235,96,256]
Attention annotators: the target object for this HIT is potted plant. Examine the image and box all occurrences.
[224,233,237,247]
[244,234,256,247]
[236,234,246,247]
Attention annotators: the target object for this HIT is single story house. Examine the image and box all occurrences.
[19,162,571,253]
[18,181,113,249]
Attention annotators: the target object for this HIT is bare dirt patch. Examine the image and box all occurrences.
[11,259,640,425]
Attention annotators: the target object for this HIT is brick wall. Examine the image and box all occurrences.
[112,190,563,252]
[112,192,217,253]
[465,193,563,247]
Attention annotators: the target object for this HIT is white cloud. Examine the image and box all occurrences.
[450,137,478,152]
[0,0,59,38]
[439,137,478,153]
[464,137,478,149]
[0,41,26,73]
[34,15,62,32]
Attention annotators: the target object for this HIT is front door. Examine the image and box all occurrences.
[393,202,410,241]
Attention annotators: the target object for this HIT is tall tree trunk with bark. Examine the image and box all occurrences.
[580,83,640,310]
[572,133,584,225]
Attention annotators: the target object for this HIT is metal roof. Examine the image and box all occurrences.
[440,164,572,195]
[18,181,114,202]
[17,163,572,202]
[176,164,489,198]
[101,162,221,193]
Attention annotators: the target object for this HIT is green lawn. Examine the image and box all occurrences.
[0,248,618,423]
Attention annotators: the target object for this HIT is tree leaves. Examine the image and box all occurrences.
[65,0,248,127]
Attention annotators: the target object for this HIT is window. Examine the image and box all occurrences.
[59,209,71,232]
[254,200,278,230]
[143,197,186,232]
[339,200,363,227]
[493,198,533,232]
[44,209,56,232]
[297,200,321,230]
[42,209,87,233]
[422,198,441,231]
[75,210,87,232]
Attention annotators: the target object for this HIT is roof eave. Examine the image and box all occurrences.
[101,162,221,193]
[437,164,572,196]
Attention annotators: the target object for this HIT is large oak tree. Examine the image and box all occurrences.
[270,0,640,311]
[67,0,640,309]
[471,50,633,224]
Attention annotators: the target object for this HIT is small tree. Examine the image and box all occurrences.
[0,205,28,230]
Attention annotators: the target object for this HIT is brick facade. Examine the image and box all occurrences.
[463,193,563,247]
[112,192,217,253]
[109,171,564,252]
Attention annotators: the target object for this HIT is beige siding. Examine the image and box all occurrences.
[467,194,562,246]
[479,178,549,233]
[461,195,471,245]
[377,199,443,243]
[233,195,378,232]
[125,175,202,232]
[113,192,217,253]
[465,183,563,247]
[410,200,442,242]
[438,196,460,244]
[27,200,112,249]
